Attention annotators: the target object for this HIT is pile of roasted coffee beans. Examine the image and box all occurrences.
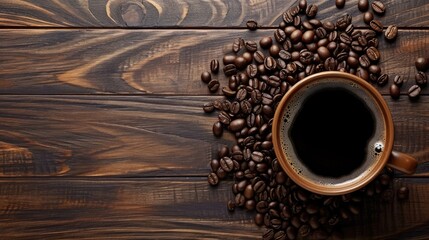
[202,0,415,239]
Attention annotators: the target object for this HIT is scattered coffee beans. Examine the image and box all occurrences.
[210,59,220,73]
[199,1,422,239]
[369,19,383,33]
[397,186,410,200]
[363,12,374,24]
[390,83,400,99]
[336,0,345,9]
[393,75,403,86]
[260,37,273,49]
[207,79,220,92]
[371,1,386,15]
[408,85,421,99]
[247,20,258,31]
[385,25,398,41]
[201,71,212,83]
[358,0,369,12]
[415,71,427,86]
[415,57,429,71]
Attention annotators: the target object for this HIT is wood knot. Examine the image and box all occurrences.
[120,2,146,27]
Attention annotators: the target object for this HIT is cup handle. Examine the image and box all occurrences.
[387,151,418,174]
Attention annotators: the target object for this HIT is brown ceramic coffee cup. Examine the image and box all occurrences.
[272,71,417,195]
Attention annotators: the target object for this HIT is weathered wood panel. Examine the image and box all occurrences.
[0,29,428,95]
[0,178,428,239]
[0,0,428,28]
[0,95,426,177]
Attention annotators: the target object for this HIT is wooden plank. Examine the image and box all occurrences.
[0,0,428,28]
[0,177,428,239]
[0,95,426,177]
[0,29,428,95]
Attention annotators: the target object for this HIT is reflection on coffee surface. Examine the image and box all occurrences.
[290,88,375,177]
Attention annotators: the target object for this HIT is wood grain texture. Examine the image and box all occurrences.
[0,178,428,239]
[0,0,428,28]
[0,95,426,177]
[0,29,428,95]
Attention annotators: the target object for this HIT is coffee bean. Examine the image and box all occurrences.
[273,230,286,240]
[254,213,264,226]
[235,193,246,207]
[268,76,281,88]
[390,84,400,99]
[234,56,247,70]
[356,67,369,81]
[415,57,429,71]
[299,50,313,64]
[227,199,236,212]
[246,64,258,78]
[290,29,303,43]
[366,46,380,62]
[339,33,352,45]
[218,111,231,125]
[299,224,311,237]
[359,55,371,68]
[302,30,315,44]
[245,41,258,52]
[385,25,398,41]
[369,20,383,33]
[244,184,255,199]
[371,1,386,15]
[201,71,211,83]
[336,14,352,31]
[363,11,374,24]
[251,151,264,162]
[242,52,253,63]
[306,4,318,18]
[277,58,287,69]
[254,51,265,64]
[290,5,300,17]
[207,79,220,92]
[328,31,338,42]
[263,228,274,240]
[358,0,369,11]
[260,37,273,49]
[229,118,246,132]
[220,156,234,172]
[415,71,427,86]
[397,186,409,200]
[377,73,389,86]
[203,102,215,113]
[269,44,281,57]
[232,38,242,53]
[274,29,287,43]
[208,60,219,75]
[223,64,238,77]
[368,65,380,75]
[254,180,266,193]
[323,21,335,32]
[393,75,403,86]
[335,0,345,9]
[240,100,252,114]
[208,172,219,186]
[264,56,277,71]
[286,226,297,240]
[210,159,220,172]
[246,20,258,31]
[408,85,421,99]
[325,57,337,71]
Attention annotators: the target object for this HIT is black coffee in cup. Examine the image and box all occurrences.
[279,78,386,184]
[289,87,375,177]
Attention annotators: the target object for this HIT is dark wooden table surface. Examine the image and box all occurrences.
[0,0,428,239]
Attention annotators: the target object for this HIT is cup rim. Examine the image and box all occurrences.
[272,71,394,195]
